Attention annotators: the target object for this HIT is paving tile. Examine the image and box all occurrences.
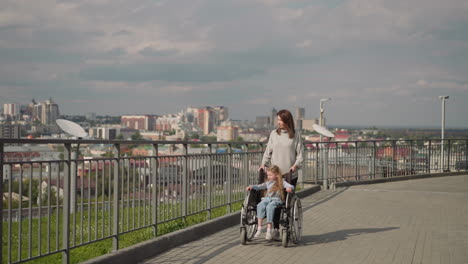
[142,175,468,264]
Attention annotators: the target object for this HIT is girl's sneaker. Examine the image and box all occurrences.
[265,230,272,240]
[254,230,262,238]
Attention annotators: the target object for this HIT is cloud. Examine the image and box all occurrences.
[139,47,179,57]
[78,63,264,83]
[159,85,194,94]
[112,29,133,36]
[416,79,468,91]
[0,0,467,127]
[246,98,271,105]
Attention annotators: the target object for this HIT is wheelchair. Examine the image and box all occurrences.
[240,169,303,247]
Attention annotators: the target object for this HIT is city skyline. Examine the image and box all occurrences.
[0,0,467,128]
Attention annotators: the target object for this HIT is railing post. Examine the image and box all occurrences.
[315,143,319,184]
[112,144,120,251]
[71,148,77,214]
[428,140,432,173]
[410,140,414,175]
[392,141,397,177]
[182,144,188,219]
[207,144,212,219]
[301,143,306,189]
[355,142,358,181]
[151,144,158,236]
[0,142,3,264]
[373,141,377,179]
[227,144,232,213]
[447,139,451,171]
[242,144,249,190]
[466,139,468,171]
[62,143,71,264]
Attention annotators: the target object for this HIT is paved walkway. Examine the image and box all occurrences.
[142,175,468,264]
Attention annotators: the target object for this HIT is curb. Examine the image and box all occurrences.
[82,185,322,264]
[334,171,467,188]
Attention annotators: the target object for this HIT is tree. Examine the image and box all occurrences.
[231,136,245,149]
[131,131,143,140]
[187,132,200,140]
[201,136,217,142]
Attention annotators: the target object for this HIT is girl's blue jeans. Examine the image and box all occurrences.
[256,197,283,223]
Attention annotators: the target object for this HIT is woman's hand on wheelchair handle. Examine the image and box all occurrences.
[290,165,297,173]
[246,186,253,191]
[286,187,293,193]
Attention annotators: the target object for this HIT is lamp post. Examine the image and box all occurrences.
[319,98,331,142]
[439,96,449,172]
[319,98,331,189]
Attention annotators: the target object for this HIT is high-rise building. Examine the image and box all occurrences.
[155,114,181,131]
[296,107,305,120]
[295,107,305,130]
[185,107,199,123]
[89,127,118,140]
[217,125,239,141]
[31,101,42,123]
[3,104,19,118]
[198,107,215,135]
[29,98,60,125]
[121,115,157,131]
[255,116,270,129]
[271,108,277,127]
[0,123,21,138]
[213,106,229,124]
[41,99,60,125]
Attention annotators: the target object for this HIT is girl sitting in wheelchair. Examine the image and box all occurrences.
[245,165,294,240]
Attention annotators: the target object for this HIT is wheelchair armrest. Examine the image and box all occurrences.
[284,191,296,209]
[247,189,262,205]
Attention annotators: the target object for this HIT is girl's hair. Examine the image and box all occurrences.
[267,165,285,201]
[276,109,295,139]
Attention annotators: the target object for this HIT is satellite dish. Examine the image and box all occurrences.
[56,119,88,139]
[312,124,335,138]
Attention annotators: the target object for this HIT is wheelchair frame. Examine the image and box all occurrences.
[240,169,303,247]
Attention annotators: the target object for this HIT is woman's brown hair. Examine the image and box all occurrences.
[267,165,285,201]
[276,109,295,139]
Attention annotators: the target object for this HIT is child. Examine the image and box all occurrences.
[246,165,294,240]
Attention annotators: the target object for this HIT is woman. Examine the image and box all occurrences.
[260,109,304,186]
[259,109,304,239]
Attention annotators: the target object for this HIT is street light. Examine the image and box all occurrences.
[439,96,449,171]
[319,98,331,189]
[319,97,331,142]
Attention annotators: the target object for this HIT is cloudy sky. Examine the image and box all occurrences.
[1,0,467,128]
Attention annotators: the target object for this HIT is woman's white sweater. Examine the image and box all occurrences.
[261,129,304,179]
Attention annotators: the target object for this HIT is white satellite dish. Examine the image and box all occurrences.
[56,119,88,139]
[312,124,335,138]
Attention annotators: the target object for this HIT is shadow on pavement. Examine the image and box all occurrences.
[301,227,399,245]
[301,187,348,213]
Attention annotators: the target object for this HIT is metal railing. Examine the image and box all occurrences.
[1,138,467,263]
[308,139,468,184]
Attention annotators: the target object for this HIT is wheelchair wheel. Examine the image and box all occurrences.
[290,198,303,244]
[240,194,257,242]
[281,229,289,247]
[240,227,247,245]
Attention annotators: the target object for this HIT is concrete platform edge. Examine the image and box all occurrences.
[334,171,467,188]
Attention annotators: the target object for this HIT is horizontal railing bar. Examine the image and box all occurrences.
[0,138,265,145]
